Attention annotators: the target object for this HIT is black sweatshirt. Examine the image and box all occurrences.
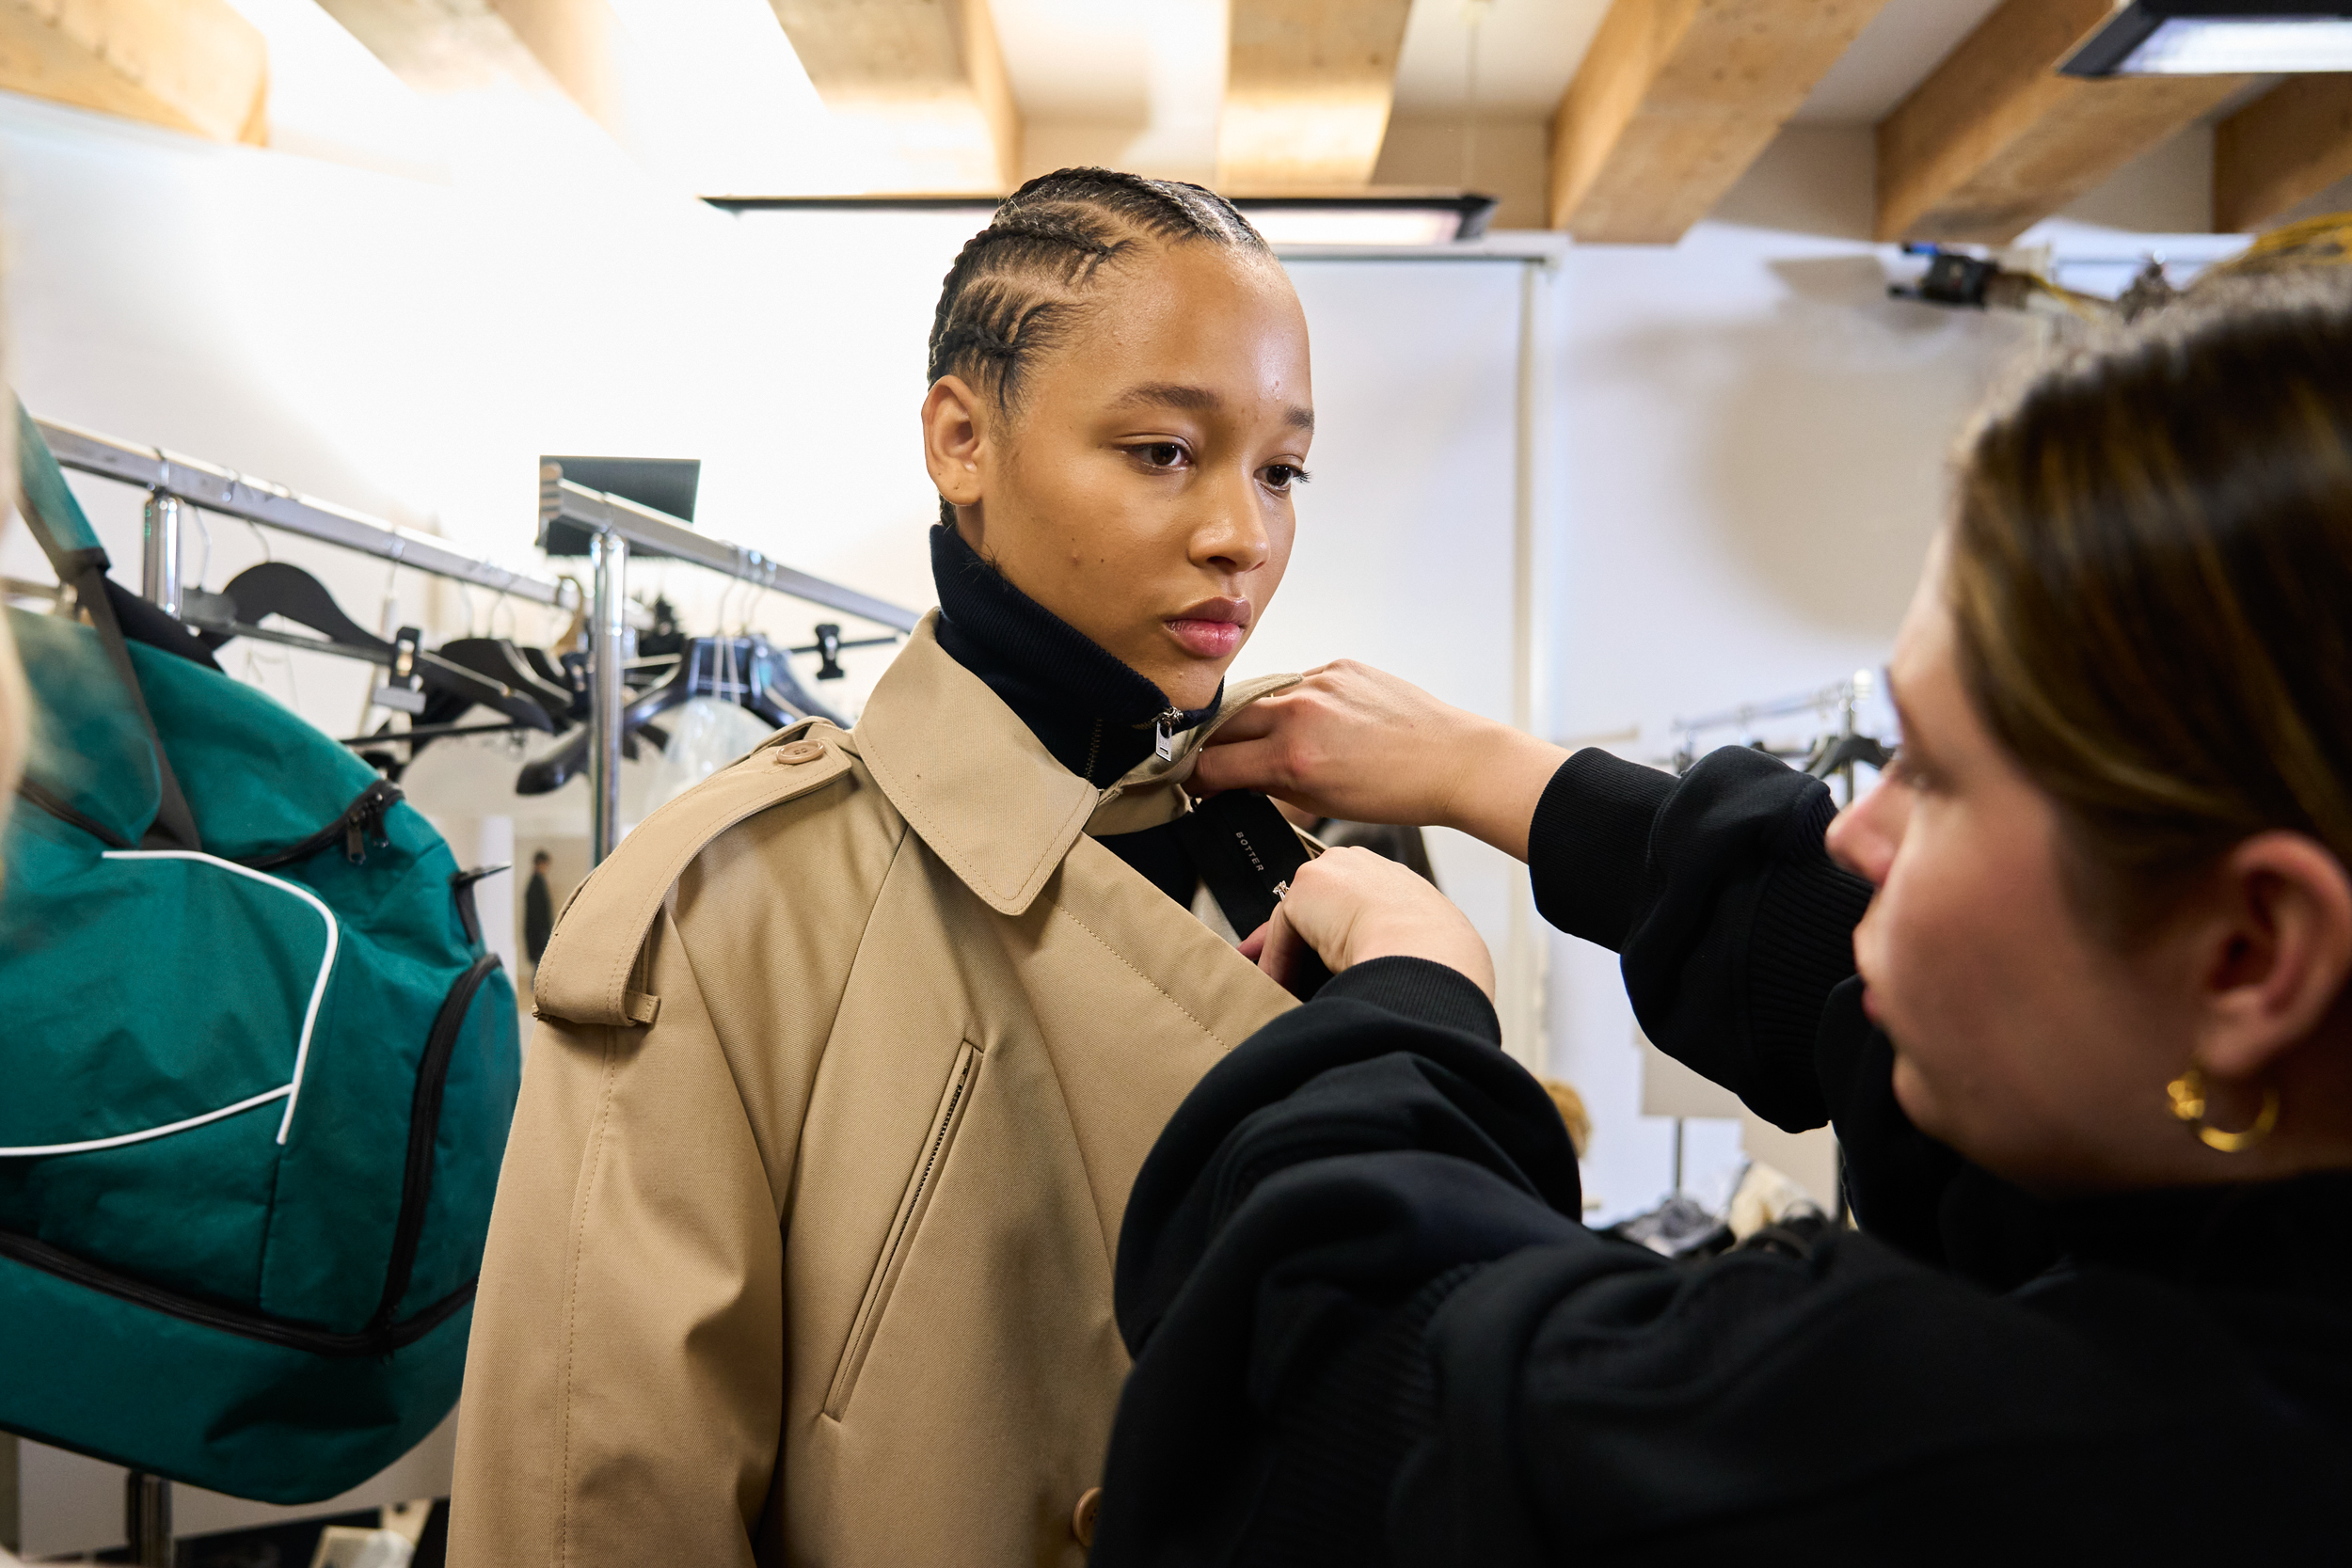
[1092,745,2352,1565]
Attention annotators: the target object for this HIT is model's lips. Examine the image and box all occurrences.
[1166,598,1251,659]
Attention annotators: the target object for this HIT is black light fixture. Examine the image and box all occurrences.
[2061,0,2352,76]
[704,192,1499,245]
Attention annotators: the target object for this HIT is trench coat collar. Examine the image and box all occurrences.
[851,611,1296,917]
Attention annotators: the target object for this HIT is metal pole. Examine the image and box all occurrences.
[141,490,184,616]
[125,1470,171,1566]
[588,530,628,865]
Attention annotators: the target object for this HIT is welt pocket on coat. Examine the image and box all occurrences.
[823,1038,980,1420]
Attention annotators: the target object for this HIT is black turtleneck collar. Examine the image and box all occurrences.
[931,523,1219,787]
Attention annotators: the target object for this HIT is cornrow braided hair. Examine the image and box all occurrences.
[928,169,1269,483]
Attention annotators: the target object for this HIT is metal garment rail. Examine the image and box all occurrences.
[38,419,580,611]
[537,463,920,865]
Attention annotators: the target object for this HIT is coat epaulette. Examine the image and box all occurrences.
[532,719,854,1027]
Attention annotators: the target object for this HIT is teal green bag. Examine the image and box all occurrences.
[0,408,521,1503]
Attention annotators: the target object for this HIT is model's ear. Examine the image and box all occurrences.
[922,375,988,515]
[2189,830,2352,1084]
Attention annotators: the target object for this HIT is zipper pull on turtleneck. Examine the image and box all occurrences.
[1153,706,1184,763]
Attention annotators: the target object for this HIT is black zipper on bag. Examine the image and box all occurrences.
[369,951,502,1331]
[240,779,403,870]
[0,951,500,1356]
[14,777,403,868]
[0,1226,476,1356]
[13,778,133,849]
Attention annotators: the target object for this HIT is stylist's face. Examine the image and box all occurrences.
[923,243,1313,710]
[1826,554,2190,1192]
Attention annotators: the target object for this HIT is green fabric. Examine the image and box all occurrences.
[0,607,521,1503]
[12,398,106,566]
[10,608,160,842]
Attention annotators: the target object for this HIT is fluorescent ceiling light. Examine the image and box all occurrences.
[2063,3,2352,76]
[1242,209,1458,246]
[2122,17,2352,70]
[703,193,1500,246]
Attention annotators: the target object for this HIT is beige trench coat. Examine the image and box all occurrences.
[449,614,1303,1567]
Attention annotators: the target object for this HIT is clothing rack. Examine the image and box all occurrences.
[36,420,580,614]
[1672,671,1875,767]
[538,464,920,864]
[35,419,918,873]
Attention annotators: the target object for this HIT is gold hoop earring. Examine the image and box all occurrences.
[2165,1067,2280,1154]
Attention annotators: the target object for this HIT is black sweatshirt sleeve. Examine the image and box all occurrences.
[1093,964,2179,1568]
[1532,745,1872,1132]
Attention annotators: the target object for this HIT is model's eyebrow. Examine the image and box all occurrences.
[1112,381,1315,433]
[1115,382,1221,415]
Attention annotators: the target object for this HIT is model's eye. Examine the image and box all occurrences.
[1135,442,1187,469]
[1261,464,1310,492]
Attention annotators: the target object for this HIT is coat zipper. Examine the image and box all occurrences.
[1152,705,1183,762]
[369,952,502,1330]
[824,1041,980,1419]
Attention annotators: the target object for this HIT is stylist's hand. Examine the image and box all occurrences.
[1195,661,1569,861]
[1241,847,1497,1000]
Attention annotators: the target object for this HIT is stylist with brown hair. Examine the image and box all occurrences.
[1088,275,2352,1564]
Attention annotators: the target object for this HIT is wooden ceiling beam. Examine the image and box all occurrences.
[1875,0,2250,244]
[1217,0,1413,191]
[0,0,268,143]
[1548,0,1894,244]
[767,0,1017,194]
[312,0,610,119]
[2215,74,2352,235]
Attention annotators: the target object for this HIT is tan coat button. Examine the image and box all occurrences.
[775,740,827,766]
[1072,1486,1103,1548]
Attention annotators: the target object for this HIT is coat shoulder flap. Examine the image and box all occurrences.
[533,719,854,1028]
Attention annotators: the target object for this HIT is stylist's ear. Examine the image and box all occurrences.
[922,375,988,517]
[2187,832,2352,1083]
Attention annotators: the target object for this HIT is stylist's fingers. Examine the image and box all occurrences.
[1273,848,1498,999]
[1203,705,1277,745]
[1191,734,1288,799]
[1252,905,1311,990]
[1199,662,1497,828]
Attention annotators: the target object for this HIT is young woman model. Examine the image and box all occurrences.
[1087,277,2352,1561]
[451,170,1317,1568]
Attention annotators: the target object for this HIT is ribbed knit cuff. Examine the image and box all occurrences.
[1746,784,1876,1110]
[1320,957,1502,1044]
[1529,749,1677,951]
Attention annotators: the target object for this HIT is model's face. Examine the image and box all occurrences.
[1825,556,2202,1192]
[924,243,1312,710]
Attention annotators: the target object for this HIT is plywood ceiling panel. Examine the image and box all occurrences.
[1876,0,2249,242]
[0,0,269,142]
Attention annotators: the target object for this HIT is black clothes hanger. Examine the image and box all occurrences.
[513,634,838,796]
[1804,732,1893,779]
[198,562,554,733]
[209,562,383,653]
[433,638,576,728]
